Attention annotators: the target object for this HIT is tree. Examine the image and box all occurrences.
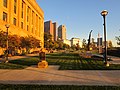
[49,41,54,49]
[63,43,70,50]
[71,45,76,50]
[20,37,31,49]
[44,32,52,41]
[44,33,52,49]
[0,30,41,55]
[8,35,21,49]
[52,41,59,49]
[20,36,41,53]
[108,40,113,48]
[116,36,120,45]
[28,36,41,48]
[0,30,6,48]
[7,35,21,55]
[58,41,63,50]
[44,32,70,50]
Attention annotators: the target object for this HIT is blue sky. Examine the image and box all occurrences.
[36,0,120,46]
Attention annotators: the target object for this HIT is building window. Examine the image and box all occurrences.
[21,11,23,18]
[32,28,33,33]
[27,6,30,22]
[14,0,17,14]
[3,12,7,21]
[22,0,24,8]
[32,11,34,24]
[39,17,41,37]
[3,0,7,8]
[21,22,23,29]
[21,1,24,18]
[13,18,16,25]
[27,25,29,31]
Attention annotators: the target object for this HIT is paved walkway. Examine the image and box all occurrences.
[0,65,120,86]
[92,54,120,64]
[0,54,120,85]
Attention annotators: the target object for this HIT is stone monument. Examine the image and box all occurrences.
[38,48,48,68]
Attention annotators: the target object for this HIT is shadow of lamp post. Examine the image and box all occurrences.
[101,10,109,67]
[5,24,10,63]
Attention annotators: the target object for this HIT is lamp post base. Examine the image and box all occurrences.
[104,62,109,67]
[38,60,48,68]
[5,60,9,63]
[5,56,9,63]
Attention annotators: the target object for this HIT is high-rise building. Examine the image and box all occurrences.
[0,0,44,47]
[97,33,102,47]
[58,25,66,40]
[97,33,103,53]
[44,20,53,36]
[44,20,57,41]
[97,38,102,46]
[52,22,57,41]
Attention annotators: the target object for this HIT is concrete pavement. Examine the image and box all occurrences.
[0,65,120,86]
[92,54,120,64]
[0,54,120,86]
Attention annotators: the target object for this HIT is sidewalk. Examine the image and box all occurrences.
[92,54,120,64]
[0,54,120,86]
[0,65,119,86]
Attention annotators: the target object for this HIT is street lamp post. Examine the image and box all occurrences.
[5,24,10,63]
[101,10,109,66]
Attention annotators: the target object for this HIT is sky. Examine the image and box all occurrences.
[36,0,120,47]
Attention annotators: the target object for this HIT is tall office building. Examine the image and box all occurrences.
[97,33,103,53]
[58,25,66,40]
[52,22,57,41]
[97,33,102,46]
[97,38,102,46]
[44,20,57,41]
[0,0,44,47]
[44,21,53,36]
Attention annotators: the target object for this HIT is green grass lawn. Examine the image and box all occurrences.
[0,84,119,90]
[0,57,39,69]
[9,57,39,66]
[1,52,120,70]
[0,63,26,69]
[46,52,120,70]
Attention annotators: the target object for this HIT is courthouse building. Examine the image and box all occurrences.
[0,0,44,47]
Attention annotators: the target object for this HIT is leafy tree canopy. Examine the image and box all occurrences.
[116,36,120,45]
